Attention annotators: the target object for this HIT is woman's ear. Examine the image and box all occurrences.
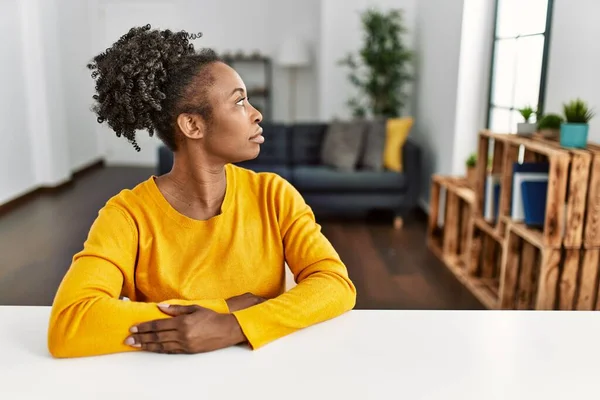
[176,113,206,140]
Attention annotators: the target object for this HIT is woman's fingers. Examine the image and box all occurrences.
[141,341,184,354]
[131,316,180,334]
[125,330,182,347]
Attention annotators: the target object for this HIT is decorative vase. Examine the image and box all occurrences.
[517,122,537,136]
[560,123,589,148]
[466,166,477,188]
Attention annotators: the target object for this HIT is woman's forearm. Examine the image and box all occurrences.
[232,260,356,350]
[48,295,231,358]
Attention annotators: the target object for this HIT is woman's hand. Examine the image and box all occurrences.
[226,292,266,312]
[125,304,246,354]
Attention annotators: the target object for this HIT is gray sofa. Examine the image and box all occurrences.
[158,122,422,222]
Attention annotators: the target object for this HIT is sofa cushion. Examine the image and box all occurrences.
[359,118,387,171]
[253,122,289,165]
[290,123,328,165]
[293,166,406,192]
[383,117,414,172]
[320,119,368,171]
[234,163,292,181]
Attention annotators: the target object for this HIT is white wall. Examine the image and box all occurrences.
[0,0,37,205]
[545,0,600,143]
[0,0,102,206]
[22,0,71,188]
[412,0,465,207]
[57,0,103,172]
[451,0,495,176]
[268,0,321,123]
[319,0,417,121]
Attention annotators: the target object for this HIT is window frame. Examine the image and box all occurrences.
[485,0,555,130]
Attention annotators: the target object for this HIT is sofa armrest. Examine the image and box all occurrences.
[401,138,422,208]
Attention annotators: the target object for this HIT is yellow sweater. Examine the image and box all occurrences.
[48,164,356,357]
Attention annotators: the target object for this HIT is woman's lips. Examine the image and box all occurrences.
[249,129,264,144]
[249,134,265,144]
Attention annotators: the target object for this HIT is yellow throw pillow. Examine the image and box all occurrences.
[383,117,414,172]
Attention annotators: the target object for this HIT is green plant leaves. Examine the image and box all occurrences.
[537,113,564,130]
[338,7,413,118]
[466,153,477,168]
[563,98,595,123]
[518,105,536,122]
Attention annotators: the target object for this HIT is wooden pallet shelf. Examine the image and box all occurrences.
[427,230,498,310]
[428,130,600,310]
[501,221,600,310]
[477,131,573,248]
[427,175,498,309]
[504,217,545,249]
[466,217,504,279]
[440,253,499,310]
[530,134,600,249]
[427,175,475,265]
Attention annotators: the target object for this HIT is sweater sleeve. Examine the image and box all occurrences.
[47,205,230,358]
[232,177,357,349]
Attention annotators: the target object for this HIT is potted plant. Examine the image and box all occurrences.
[466,153,477,188]
[560,99,595,148]
[517,105,537,135]
[536,113,564,139]
[338,8,413,117]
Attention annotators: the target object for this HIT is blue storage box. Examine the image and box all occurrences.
[521,180,548,227]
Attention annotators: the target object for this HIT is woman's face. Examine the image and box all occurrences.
[199,62,264,164]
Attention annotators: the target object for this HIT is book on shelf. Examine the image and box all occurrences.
[484,174,501,221]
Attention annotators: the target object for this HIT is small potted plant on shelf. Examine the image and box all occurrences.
[536,113,564,139]
[465,152,477,188]
[517,105,537,135]
[561,98,595,148]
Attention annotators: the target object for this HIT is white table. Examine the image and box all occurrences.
[1,306,599,399]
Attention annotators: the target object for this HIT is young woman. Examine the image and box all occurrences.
[47,25,356,358]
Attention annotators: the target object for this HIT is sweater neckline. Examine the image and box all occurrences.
[146,163,235,228]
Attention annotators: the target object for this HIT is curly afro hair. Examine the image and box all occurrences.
[87,24,222,152]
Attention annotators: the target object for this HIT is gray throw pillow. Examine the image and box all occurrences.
[320,120,367,171]
[359,118,387,171]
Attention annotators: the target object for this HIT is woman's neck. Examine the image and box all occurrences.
[156,151,227,220]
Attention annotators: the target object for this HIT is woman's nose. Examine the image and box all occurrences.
[252,105,263,123]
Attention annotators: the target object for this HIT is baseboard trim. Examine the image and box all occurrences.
[0,159,105,217]
[72,158,105,179]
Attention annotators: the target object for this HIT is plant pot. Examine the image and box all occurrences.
[539,128,560,140]
[517,122,536,136]
[466,166,477,188]
[560,123,589,148]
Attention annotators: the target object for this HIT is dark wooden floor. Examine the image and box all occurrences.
[0,166,483,309]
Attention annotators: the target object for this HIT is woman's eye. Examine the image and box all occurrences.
[236,97,246,106]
